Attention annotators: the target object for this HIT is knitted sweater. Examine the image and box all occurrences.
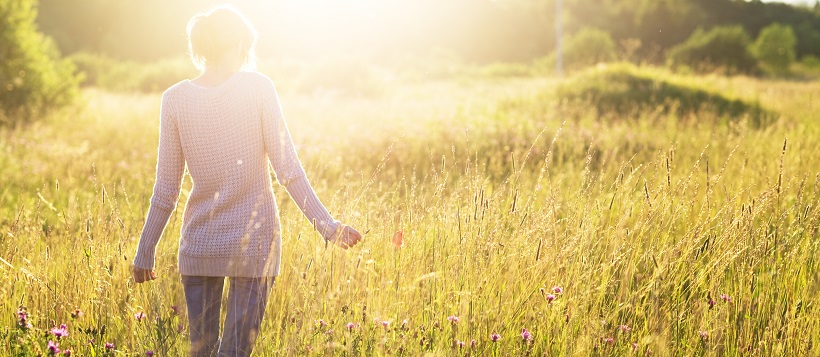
[133,71,339,277]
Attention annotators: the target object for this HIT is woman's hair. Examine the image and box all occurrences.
[186,5,257,71]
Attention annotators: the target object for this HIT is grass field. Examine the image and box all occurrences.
[1,65,818,356]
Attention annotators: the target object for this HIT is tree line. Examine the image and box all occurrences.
[3,0,820,124]
[33,0,820,63]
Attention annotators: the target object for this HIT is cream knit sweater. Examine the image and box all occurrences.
[133,71,339,277]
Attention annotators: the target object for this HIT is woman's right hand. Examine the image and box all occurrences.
[329,225,362,250]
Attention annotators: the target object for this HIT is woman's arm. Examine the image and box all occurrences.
[261,82,360,247]
[133,92,185,274]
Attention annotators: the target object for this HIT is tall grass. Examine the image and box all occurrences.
[0,69,817,356]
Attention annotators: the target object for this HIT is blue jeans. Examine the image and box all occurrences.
[181,275,275,357]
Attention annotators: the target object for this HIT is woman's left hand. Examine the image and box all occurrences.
[329,225,363,250]
[133,266,157,283]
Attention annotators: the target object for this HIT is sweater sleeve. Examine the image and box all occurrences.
[261,82,340,240]
[134,92,185,269]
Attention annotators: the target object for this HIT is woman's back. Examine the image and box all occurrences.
[138,71,312,277]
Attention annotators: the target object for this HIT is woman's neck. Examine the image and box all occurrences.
[192,65,242,88]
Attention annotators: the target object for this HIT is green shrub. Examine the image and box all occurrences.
[556,63,772,126]
[563,28,617,70]
[667,26,757,75]
[69,52,197,93]
[0,0,78,126]
[800,55,820,68]
[752,23,797,75]
[537,28,618,74]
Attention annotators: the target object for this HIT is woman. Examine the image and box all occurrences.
[132,5,362,356]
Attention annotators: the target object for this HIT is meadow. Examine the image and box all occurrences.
[0,64,818,356]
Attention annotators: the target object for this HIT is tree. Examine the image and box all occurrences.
[752,23,797,75]
[1,0,79,125]
[667,25,757,75]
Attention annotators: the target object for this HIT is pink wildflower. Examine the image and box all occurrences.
[381,320,390,329]
[552,286,563,294]
[104,342,115,350]
[145,351,154,357]
[471,339,477,348]
[347,322,356,331]
[170,305,180,315]
[708,297,716,309]
[455,339,466,348]
[603,337,614,345]
[632,342,639,351]
[618,324,631,333]
[134,311,146,322]
[491,333,501,342]
[521,328,533,343]
[720,293,732,303]
[51,324,69,338]
[63,350,72,356]
[546,294,556,304]
[447,315,459,324]
[698,330,708,341]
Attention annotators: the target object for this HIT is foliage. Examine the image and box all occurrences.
[555,63,771,126]
[752,23,797,75]
[0,0,78,126]
[667,26,758,75]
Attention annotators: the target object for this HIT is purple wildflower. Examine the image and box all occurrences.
[170,305,180,315]
[70,309,82,319]
[134,312,146,322]
[491,333,501,342]
[104,342,115,350]
[63,350,72,356]
[447,315,459,324]
[546,294,556,304]
[455,339,466,348]
[698,330,708,341]
[381,320,390,329]
[145,351,154,357]
[471,339,477,348]
[618,324,631,333]
[347,322,356,331]
[708,297,716,309]
[552,286,563,294]
[16,307,32,329]
[603,337,614,345]
[47,340,61,355]
[720,293,732,303]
